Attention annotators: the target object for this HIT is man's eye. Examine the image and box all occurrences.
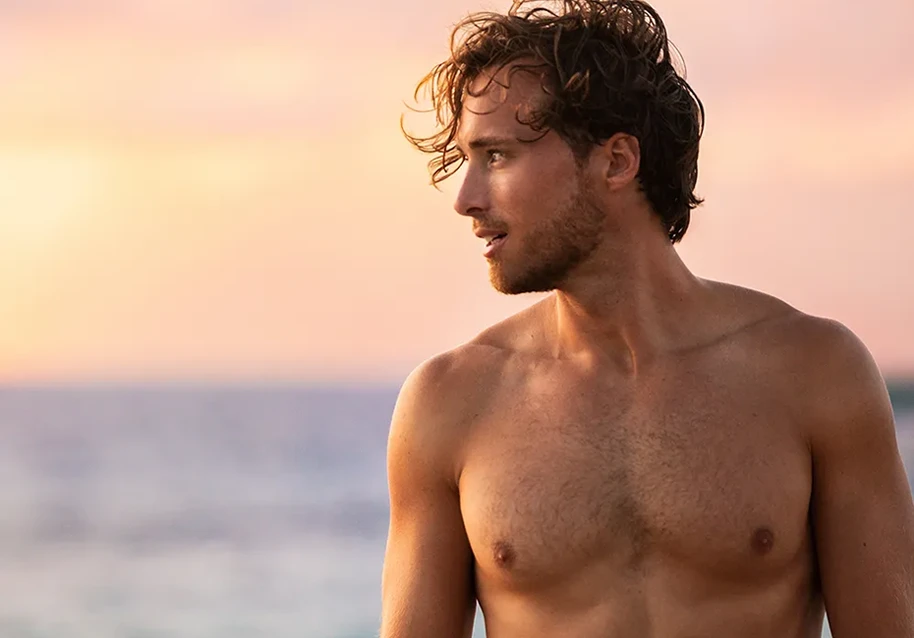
[487,150,506,164]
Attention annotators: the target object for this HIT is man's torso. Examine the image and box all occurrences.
[449,285,826,637]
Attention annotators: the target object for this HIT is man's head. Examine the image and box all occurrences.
[404,0,704,293]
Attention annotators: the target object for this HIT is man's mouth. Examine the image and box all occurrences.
[486,233,507,247]
[483,233,508,258]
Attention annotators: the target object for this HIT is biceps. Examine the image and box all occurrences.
[814,449,914,636]
[381,487,476,638]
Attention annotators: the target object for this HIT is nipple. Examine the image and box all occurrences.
[493,540,516,568]
[751,527,775,555]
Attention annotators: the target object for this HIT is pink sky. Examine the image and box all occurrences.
[0,0,912,383]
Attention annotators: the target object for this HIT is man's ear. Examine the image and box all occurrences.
[596,132,641,191]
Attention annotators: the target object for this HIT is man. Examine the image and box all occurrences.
[381,1,914,636]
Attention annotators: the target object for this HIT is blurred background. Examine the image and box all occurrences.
[0,0,911,636]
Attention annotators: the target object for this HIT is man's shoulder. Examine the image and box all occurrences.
[710,282,867,362]
[395,300,544,424]
[394,332,512,427]
[413,299,544,379]
[763,306,895,453]
[388,346,494,482]
[734,293,874,378]
[389,323,525,483]
[781,313,889,428]
[401,342,504,405]
[720,285,889,431]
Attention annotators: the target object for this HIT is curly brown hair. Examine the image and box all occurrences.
[403,0,705,243]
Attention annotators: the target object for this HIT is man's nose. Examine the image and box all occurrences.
[453,170,487,218]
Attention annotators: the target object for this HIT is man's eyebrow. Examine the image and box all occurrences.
[455,136,518,154]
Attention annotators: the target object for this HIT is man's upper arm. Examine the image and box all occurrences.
[808,322,914,637]
[380,355,476,638]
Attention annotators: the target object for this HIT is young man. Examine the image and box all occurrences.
[381,1,914,636]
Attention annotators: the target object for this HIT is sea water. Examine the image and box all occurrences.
[0,384,911,638]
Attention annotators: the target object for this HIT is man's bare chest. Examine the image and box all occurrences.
[457,380,813,589]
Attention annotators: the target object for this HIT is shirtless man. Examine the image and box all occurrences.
[380,1,914,636]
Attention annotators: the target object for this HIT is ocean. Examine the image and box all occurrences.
[0,383,911,638]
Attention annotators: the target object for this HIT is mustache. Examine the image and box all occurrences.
[472,219,509,233]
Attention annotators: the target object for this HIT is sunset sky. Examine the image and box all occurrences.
[1,0,912,384]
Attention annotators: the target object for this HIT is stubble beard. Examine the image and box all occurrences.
[488,179,606,295]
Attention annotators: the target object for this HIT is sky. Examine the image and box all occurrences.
[0,0,912,384]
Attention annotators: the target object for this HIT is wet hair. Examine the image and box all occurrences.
[403,0,705,243]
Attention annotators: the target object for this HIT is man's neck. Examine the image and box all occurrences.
[546,235,707,375]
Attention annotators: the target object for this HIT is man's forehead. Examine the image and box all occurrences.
[455,109,526,152]
[457,64,549,146]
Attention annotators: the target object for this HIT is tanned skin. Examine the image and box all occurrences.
[380,65,914,638]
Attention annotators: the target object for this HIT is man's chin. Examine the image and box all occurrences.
[488,267,522,295]
[489,266,556,296]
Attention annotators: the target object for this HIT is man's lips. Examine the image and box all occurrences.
[473,227,508,242]
[483,233,507,258]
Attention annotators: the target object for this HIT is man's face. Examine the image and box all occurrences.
[453,65,605,295]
